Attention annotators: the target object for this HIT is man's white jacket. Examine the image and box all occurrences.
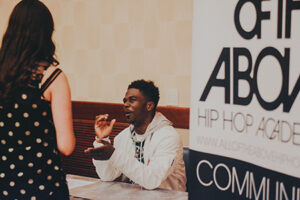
[92,112,187,191]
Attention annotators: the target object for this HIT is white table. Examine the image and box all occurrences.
[67,174,188,200]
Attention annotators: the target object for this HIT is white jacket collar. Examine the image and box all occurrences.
[130,112,172,142]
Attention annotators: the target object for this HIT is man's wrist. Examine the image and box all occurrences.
[95,136,110,143]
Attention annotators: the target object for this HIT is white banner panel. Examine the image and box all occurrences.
[190,0,300,199]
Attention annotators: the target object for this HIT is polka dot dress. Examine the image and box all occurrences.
[0,67,69,199]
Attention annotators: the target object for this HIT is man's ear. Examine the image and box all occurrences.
[146,102,155,112]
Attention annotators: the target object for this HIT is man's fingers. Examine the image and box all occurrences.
[84,147,92,153]
[85,148,102,160]
[96,118,115,130]
[95,114,109,123]
[84,146,103,153]
[95,114,108,119]
[84,145,114,160]
[109,119,116,129]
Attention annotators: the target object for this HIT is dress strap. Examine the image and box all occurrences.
[40,68,62,93]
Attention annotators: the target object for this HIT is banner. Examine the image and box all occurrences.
[190,0,300,199]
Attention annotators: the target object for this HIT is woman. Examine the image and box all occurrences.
[0,0,75,199]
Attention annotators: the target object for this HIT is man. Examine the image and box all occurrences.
[85,79,186,191]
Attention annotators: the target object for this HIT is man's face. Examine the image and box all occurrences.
[123,88,148,124]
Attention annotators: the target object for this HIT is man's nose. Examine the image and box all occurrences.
[124,101,130,107]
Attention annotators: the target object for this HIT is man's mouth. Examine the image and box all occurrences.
[124,111,132,119]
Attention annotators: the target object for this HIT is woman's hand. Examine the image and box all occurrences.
[94,114,116,140]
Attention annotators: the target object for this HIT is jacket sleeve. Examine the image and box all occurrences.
[109,126,180,190]
[92,136,122,181]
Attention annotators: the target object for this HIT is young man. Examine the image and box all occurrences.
[85,80,186,191]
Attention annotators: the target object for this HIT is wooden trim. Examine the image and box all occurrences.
[72,101,190,129]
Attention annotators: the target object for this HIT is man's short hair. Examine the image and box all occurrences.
[128,79,160,109]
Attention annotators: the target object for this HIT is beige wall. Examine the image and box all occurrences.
[0,0,192,107]
[0,0,191,145]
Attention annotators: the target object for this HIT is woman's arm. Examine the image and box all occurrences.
[42,66,76,156]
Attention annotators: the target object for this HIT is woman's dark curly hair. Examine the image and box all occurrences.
[0,0,58,101]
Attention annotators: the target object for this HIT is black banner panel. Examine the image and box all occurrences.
[189,150,300,200]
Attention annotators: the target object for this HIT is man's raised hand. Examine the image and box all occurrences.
[94,114,116,140]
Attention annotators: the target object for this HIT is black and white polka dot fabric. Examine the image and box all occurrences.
[0,67,69,199]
